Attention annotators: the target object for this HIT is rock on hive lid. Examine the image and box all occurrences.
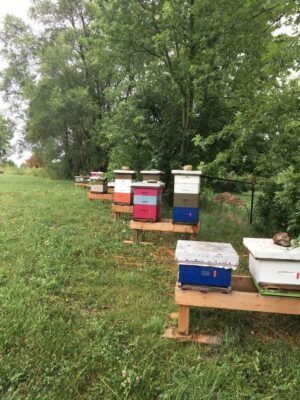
[175,240,239,269]
[243,238,300,261]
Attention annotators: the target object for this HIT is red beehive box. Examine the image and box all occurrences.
[132,182,164,222]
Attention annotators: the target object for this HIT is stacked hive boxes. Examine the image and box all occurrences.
[172,170,202,224]
[243,238,300,296]
[175,240,239,289]
[132,181,164,222]
[90,172,107,194]
[113,169,136,204]
[75,176,83,183]
[141,170,164,183]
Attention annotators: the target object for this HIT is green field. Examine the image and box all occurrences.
[0,175,299,399]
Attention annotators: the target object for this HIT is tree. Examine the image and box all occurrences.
[98,0,298,168]
[0,115,13,162]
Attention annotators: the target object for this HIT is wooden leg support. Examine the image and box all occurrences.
[163,306,222,345]
[133,230,144,243]
[112,212,119,222]
[178,305,190,335]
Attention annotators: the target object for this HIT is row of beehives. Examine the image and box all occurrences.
[114,168,201,224]
[76,168,202,224]
[175,238,300,297]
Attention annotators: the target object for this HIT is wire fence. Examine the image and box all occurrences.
[199,175,255,225]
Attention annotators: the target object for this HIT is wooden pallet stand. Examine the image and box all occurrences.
[79,183,90,189]
[75,182,89,188]
[163,275,300,345]
[112,204,133,221]
[130,219,200,242]
[87,191,113,202]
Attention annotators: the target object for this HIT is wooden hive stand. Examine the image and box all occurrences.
[87,191,113,202]
[130,219,200,242]
[163,275,300,345]
[75,182,89,189]
[112,204,133,221]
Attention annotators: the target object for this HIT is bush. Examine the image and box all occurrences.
[255,167,300,237]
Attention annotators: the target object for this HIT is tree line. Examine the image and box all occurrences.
[0,0,299,235]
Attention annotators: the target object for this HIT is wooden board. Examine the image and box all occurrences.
[87,192,113,201]
[259,282,300,292]
[75,182,89,188]
[107,187,114,194]
[112,204,133,221]
[112,204,133,213]
[175,276,300,315]
[130,219,200,234]
[162,328,222,345]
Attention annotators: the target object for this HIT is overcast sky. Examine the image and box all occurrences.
[0,0,32,165]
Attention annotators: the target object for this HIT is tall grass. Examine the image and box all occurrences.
[3,165,52,178]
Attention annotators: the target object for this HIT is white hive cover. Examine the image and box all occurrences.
[243,238,300,261]
[107,182,115,187]
[175,240,239,269]
[131,181,165,188]
[140,170,165,174]
[114,170,136,174]
[171,170,202,176]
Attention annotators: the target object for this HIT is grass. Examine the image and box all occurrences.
[0,174,299,399]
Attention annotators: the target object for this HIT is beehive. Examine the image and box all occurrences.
[113,170,136,204]
[90,177,107,193]
[141,170,164,182]
[172,170,202,224]
[90,171,103,179]
[243,238,300,293]
[132,181,164,222]
[175,240,239,288]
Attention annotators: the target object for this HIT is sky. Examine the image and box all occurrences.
[0,0,32,165]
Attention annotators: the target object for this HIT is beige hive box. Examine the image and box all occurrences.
[141,169,165,182]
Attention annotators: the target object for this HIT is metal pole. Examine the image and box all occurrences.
[250,184,255,225]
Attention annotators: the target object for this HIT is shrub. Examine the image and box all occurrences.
[255,167,300,237]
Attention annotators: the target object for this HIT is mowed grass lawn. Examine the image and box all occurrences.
[0,175,299,400]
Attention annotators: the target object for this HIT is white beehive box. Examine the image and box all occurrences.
[243,238,300,286]
[175,240,239,269]
[172,170,201,194]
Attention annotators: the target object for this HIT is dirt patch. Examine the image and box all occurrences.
[213,192,246,207]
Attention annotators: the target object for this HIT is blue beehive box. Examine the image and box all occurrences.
[173,207,198,224]
[175,240,239,288]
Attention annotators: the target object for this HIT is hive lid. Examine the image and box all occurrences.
[131,181,165,188]
[140,170,165,175]
[107,182,115,187]
[175,240,239,269]
[172,170,202,176]
[243,238,300,261]
[114,170,136,174]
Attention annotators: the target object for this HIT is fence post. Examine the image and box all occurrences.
[250,184,255,225]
